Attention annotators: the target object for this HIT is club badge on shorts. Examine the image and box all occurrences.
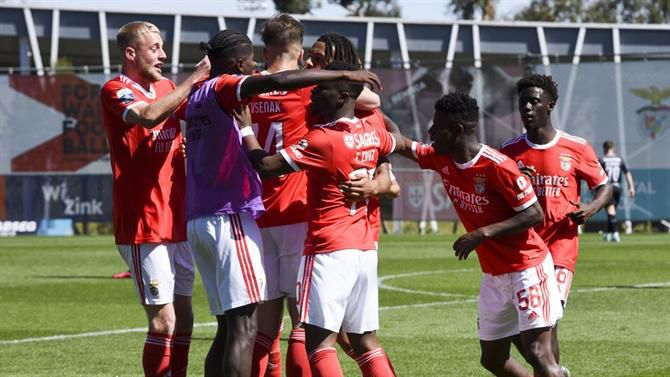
[149,280,160,297]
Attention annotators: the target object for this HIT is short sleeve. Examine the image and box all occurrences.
[620,159,629,174]
[279,129,331,172]
[100,80,145,124]
[491,159,537,212]
[410,142,437,170]
[214,74,250,113]
[578,142,608,189]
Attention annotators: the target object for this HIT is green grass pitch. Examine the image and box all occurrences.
[1,233,669,376]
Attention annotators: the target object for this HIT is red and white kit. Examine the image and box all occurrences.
[412,142,562,339]
[281,117,396,333]
[250,75,314,299]
[100,74,194,305]
[501,130,608,302]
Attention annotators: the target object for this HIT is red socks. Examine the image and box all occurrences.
[170,332,192,377]
[251,331,275,377]
[356,348,396,377]
[143,332,172,377]
[309,347,343,377]
[287,328,311,377]
[265,329,283,377]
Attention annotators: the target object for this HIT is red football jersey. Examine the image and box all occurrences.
[280,117,396,254]
[413,143,548,275]
[100,75,186,244]
[250,74,314,228]
[500,130,608,271]
[358,109,386,241]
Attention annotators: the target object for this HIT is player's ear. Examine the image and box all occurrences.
[124,46,136,62]
[548,100,556,112]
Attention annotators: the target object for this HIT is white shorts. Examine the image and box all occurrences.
[117,242,194,306]
[478,253,563,341]
[297,249,379,334]
[188,213,267,315]
[261,222,307,300]
[554,266,574,306]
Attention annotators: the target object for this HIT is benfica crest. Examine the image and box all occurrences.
[473,175,487,194]
[343,134,355,149]
[559,155,572,172]
[408,185,425,209]
[631,86,670,139]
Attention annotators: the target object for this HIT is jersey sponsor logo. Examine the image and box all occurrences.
[444,179,490,214]
[115,88,135,104]
[559,155,572,172]
[351,130,381,149]
[473,174,487,194]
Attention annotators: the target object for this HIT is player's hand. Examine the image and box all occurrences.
[453,229,485,260]
[191,55,211,81]
[344,71,382,92]
[518,165,536,178]
[181,137,187,159]
[628,188,636,197]
[566,199,596,224]
[339,175,377,201]
[233,105,252,129]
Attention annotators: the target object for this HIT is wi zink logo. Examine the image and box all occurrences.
[631,86,670,139]
[41,182,103,216]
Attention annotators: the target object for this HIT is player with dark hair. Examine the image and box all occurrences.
[501,74,612,372]
[236,60,397,377]
[100,21,209,377]
[599,140,635,242]
[181,30,380,377]
[391,92,565,377]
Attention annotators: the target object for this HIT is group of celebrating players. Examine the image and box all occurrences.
[100,13,613,377]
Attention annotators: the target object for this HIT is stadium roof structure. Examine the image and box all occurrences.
[1,3,670,75]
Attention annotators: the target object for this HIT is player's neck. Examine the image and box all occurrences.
[265,55,300,73]
[264,46,300,73]
[451,138,481,164]
[323,106,355,123]
[526,124,556,145]
[121,68,152,91]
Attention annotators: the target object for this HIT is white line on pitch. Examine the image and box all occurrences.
[2,277,667,346]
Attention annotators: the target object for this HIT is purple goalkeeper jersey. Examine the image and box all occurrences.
[184,77,264,220]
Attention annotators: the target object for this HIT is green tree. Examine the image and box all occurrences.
[514,0,582,22]
[258,0,401,16]
[515,0,670,23]
[448,0,496,20]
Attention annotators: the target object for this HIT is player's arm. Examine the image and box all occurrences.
[239,69,381,99]
[125,56,210,128]
[381,114,419,162]
[622,161,636,197]
[567,183,613,225]
[567,144,614,224]
[354,86,381,110]
[234,106,293,178]
[454,201,544,261]
[339,157,399,200]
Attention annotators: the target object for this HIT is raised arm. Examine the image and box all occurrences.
[453,201,544,260]
[239,69,381,99]
[125,56,210,128]
[354,86,381,111]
